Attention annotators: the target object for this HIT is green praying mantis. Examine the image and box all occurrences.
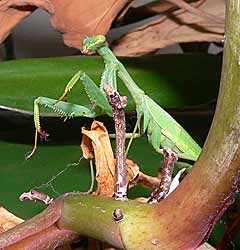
[27,35,201,161]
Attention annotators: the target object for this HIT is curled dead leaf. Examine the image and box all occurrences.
[131,0,199,17]
[0,207,24,233]
[81,120,164,197]
[0,207,74,249]
[126,158,139,188]
[137,172,161,190]
[0,0,54,43]
[0,0,128,50]
[0,0,225,57]
[81,121,160,191]
[112,0,225,56]
[81,121,116,196]
[50,0,129,49]
[126,159,162,191]
[81,128,94,160]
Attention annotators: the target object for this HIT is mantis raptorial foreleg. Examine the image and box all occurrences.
[54,70,81,104]
[54,71,112,116]
[27,71,112,159]
[44,67,140,155]
[25,96,95,159]
[82,35,202,161]
[54,67,139,154]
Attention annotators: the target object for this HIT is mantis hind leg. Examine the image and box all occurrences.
[55,70,112,116]
[54,71,112,117]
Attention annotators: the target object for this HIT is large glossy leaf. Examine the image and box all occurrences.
[0,55,221,115]
[0,106,212,219]
[0,54,218,219]
[0,137,163,219]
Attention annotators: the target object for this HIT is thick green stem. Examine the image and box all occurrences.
[57,194,155,249]
[145,1,240,248]
[0,196,79,249]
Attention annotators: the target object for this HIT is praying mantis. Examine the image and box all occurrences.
[27,35,201,161]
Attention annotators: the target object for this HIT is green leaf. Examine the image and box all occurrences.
[0,54,220,219]
[0,137,162,219]
[0,55,221,114]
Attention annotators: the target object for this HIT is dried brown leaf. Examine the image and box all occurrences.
[126,159,161,190]
[50,0,129,49]
[126,159,163,191]
[81,121,115,196]
[137,172,161,190]
[112,0,225,56]
[114,0,204,27]
[137,0,199,15]
[126,158,139,187]
[114,0,136,23]
[81,121,163,197]
[166,0,224,24]
[0,0,54,43]
[0,207,73,249]
[0,207,24,233]
[81,130,94,160]
[0,0,128,49]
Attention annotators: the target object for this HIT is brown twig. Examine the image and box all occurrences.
[148,147,178,204]
[104,84,128,201]
[19,190,53,205]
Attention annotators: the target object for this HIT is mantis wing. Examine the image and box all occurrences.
[142,96,201,161]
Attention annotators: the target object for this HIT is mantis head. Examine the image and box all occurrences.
[82,35,106,54]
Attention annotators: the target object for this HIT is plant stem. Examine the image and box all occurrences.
[104,84,128,201]
[19,190,53,205]
[0,196,79,249]
[148,147,178,204]
[149,1,240,248]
